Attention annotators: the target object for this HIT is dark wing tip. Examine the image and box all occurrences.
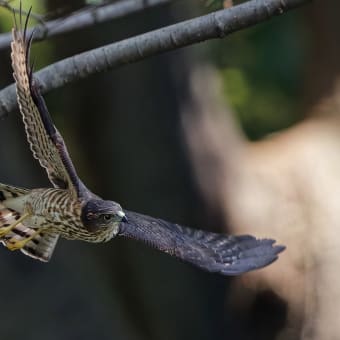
[119,211,285,276]
[217,237,286,276]
[273,244,286,254]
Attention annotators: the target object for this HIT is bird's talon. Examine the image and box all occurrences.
[0,213,30,237]
[7,241,24,251]
[5,225,41,251]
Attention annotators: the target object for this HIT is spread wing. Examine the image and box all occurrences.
[10,11,85,197]
[118,211,285,275]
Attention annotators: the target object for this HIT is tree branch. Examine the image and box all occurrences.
[0,0,311,117]
[0,0,173,51]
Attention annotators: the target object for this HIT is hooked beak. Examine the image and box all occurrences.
[117,210,128,223]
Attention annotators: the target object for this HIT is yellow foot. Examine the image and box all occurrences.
[0,213,30,237]
[7,227,42,251]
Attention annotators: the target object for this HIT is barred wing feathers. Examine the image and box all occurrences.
[119,211,285,275]
[11,17,84,197]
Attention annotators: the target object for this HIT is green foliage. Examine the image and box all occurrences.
[0,0,44,31]
[85,0,104,4]
[205,0,223,9]
[0,7,13,31]
[0,1,53,73]
[210,11,307,139]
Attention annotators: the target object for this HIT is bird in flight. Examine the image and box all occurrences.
[0,9,284,275]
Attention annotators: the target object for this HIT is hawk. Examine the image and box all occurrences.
[0,9,284,275]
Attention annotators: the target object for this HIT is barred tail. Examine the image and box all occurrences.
[21,231,59,262]
[0,183,59,262]
[0,182,30,200]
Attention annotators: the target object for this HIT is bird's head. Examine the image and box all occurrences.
[81,199,127,232]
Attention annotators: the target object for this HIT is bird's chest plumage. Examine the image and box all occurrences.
[25,188,116,242]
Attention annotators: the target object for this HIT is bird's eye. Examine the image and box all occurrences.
[103,214,113,221]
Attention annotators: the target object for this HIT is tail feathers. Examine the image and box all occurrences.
[0,182,59,262]
[0,206,35,248]
[22,232,59,262]
[0,183,30,201]
[0,206,23,232]
[0,205,59,262]
[0,183,32,250]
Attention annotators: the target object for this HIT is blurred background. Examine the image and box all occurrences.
[0,0,338,339]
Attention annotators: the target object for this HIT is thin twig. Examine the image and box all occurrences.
[0,0,174,51]
[0,0,311,117]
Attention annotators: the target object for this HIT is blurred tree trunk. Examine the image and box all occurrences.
[182,1,340,339]
[303,0,340,111]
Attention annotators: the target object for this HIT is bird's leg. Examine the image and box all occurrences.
[0,212,30,237]
[7,227,42,251]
